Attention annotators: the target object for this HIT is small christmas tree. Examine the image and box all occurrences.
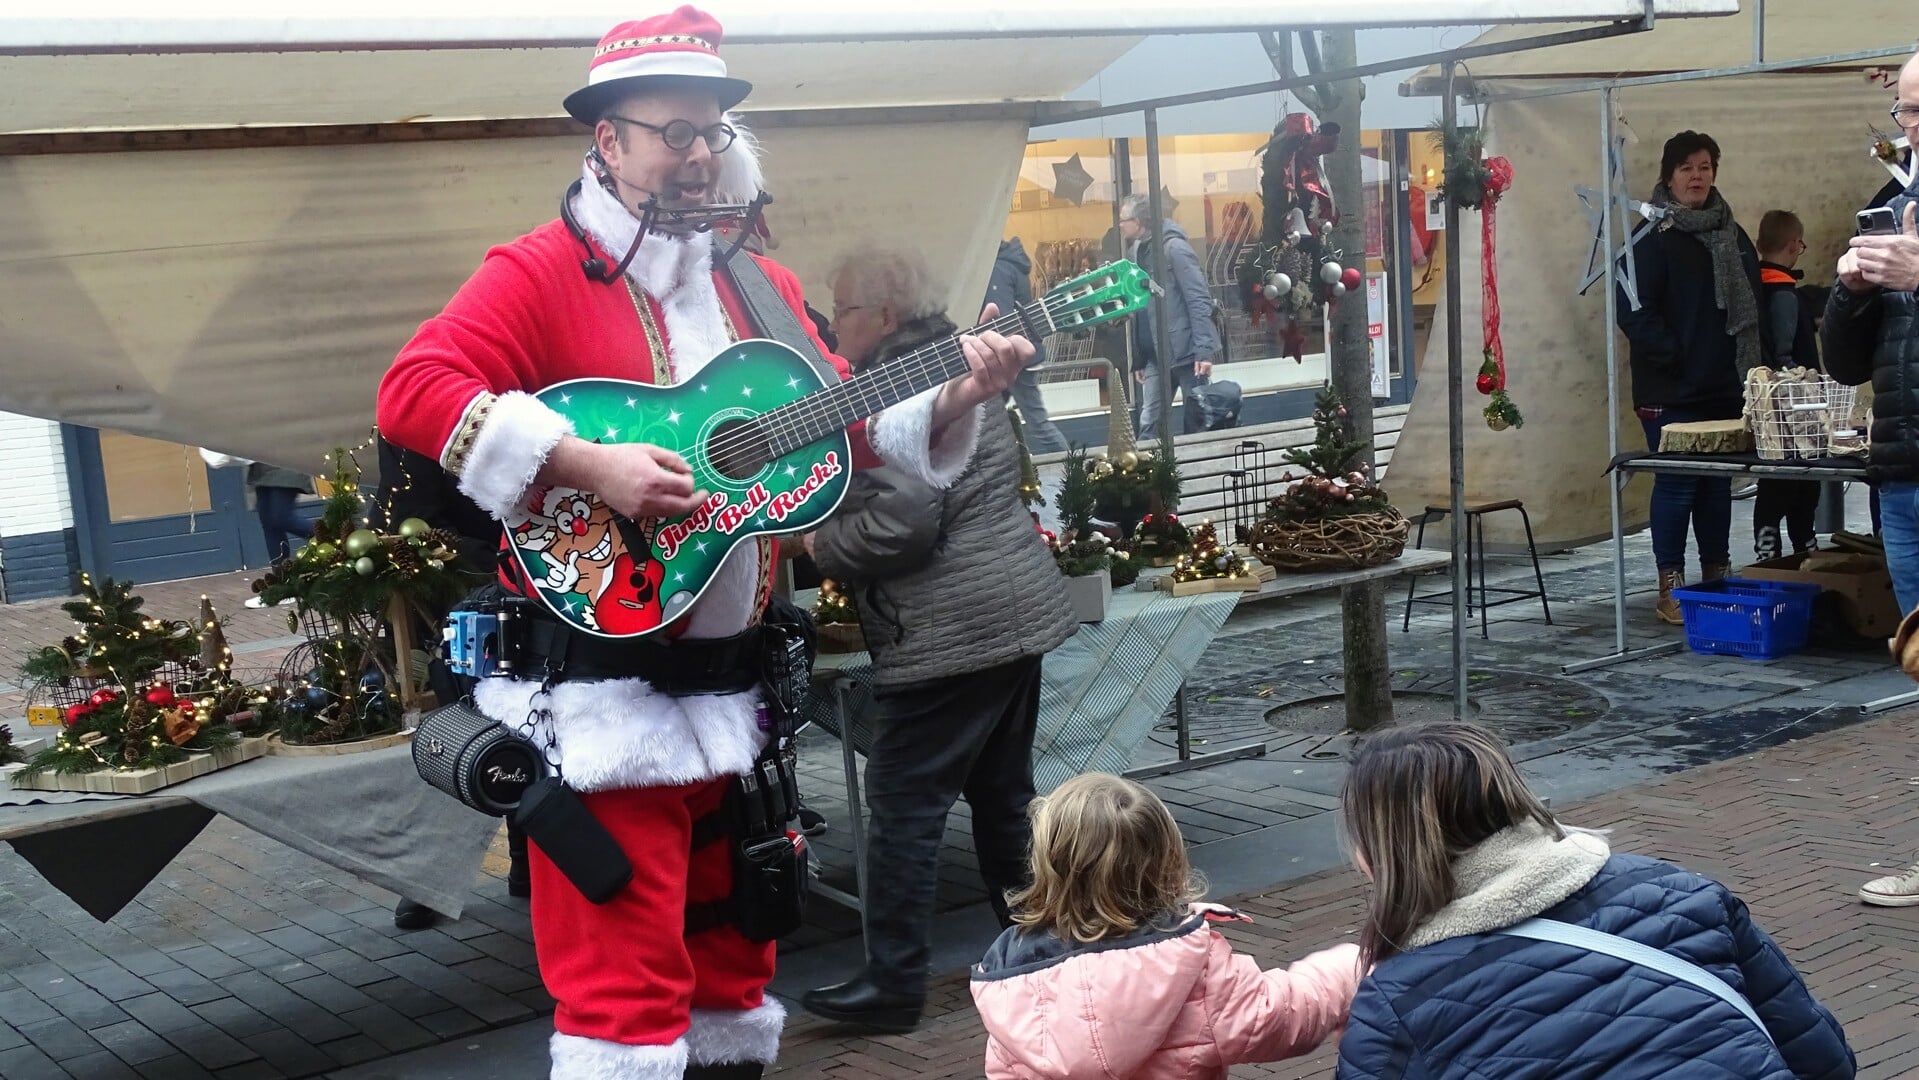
[19,575,240,777]
[1171,521,1250,583]
[1055,446,1097,535]
[0,726,20,766]
[1268,385,1392,523]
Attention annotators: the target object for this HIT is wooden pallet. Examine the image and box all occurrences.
[7,736,269,795]
[265,730,411,757]
[1154,574,1266,597]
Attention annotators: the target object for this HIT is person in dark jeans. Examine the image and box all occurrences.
[249,461,313,556]
[1119,193,1221,437]
[372,437,531,927]
[800,249,1076,1033]
[1616,131,1769,624]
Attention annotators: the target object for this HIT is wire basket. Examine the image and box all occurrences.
[1749,373,1854,461]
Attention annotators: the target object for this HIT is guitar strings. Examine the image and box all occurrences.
[703,290,1093,466]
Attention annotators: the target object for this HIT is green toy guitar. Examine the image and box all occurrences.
[507,259,1151,638]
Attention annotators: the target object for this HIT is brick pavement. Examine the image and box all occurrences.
[772,708,1919,1080]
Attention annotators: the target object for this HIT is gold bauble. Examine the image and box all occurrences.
[1117,451,1140,472]
[1487,415,1511,432]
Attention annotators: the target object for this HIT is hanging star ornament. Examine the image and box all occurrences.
[1052,153,1095,205]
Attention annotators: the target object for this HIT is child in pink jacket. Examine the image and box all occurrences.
[970,773,1361,1080]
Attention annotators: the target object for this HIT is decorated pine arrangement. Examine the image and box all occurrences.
[251,447,475,748]
[14,577,263,791]
[812,578,866,654]
[1246,385,1409,573]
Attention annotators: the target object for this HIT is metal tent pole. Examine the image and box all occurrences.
[1442,62,1468,719]
[1144,108,1177,446]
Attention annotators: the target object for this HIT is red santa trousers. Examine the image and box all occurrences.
[530,778,778,1052]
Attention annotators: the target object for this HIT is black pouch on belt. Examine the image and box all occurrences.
[514,777,634,905]
[727,751,807,942]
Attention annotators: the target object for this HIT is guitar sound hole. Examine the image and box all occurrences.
[708,418,773,481]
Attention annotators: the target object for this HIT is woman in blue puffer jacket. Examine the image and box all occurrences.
[1335,722,1854,1080]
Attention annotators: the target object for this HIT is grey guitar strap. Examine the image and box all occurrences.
[722,254,831,370]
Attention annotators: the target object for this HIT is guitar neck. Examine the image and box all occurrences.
[758,298,1055,458]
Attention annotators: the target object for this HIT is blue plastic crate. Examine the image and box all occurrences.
[1671,578,1821,660]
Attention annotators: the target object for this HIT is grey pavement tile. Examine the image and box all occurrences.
[277,906,360,938]
[86,1019,180,1066]
[112,947,186,980]
[318,1034,388,1068]
[412,1008,488,1040]
[238,1029,334,1078]
[169,946,254,981]
[16,1015,105,1062]
[188,998,282,1040]
[0,1043,69,1080]
[62,1050,141,1078]
[358,979,454,1021]
[446,957,543,997]
[118,994,213,1036]
[255,958,325,986]
[0,986,63,1026]
[332,1004,436,1054]
[45,985,128,1031]
[142,967,231,1007]
[11,962,85,1000]
[318,927,411,963]
[372,954,534,1027]
[132,1054,218,1079]
[255,925,335,960]
[429,916,494,943]
[213,974,355,1045]
[391,930,483,967]
[158,1023,260,1071]
[210,1061,286,1080]
[68,962,156,1004]
[281,973,378,1017]
[301,949,394,989]
[0,1018,27,1053]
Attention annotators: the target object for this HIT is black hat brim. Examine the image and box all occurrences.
[564,74,753,125]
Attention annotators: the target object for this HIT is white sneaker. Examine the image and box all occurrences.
[244,596,268,609]
[1859,863,1919,906]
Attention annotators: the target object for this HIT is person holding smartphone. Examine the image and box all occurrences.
[1825,51,1919,909]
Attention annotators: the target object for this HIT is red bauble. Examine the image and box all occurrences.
[65,704,91,725]
[88,687,118,707]
[1476,373,1497,395]
[1340,266,1363,291]
[145,685,176,707]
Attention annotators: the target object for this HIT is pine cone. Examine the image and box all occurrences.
[424,528,462,554]
[389,543,421,575]
[310,521,334,544]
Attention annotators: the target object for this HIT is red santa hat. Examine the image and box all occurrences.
[563,5,753,124]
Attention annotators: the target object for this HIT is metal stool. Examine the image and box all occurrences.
[1402,499,1552,638]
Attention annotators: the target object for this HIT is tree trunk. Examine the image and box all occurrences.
[1313,30,1396,733]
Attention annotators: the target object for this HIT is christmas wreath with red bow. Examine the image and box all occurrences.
[1433,124,1522,431]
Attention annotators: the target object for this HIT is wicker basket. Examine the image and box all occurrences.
[816,621,867,655]
[1246,508,1410,573]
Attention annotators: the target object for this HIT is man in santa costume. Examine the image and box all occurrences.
[375,7,1033,1078]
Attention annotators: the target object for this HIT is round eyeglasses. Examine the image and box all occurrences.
[1891,103,1919,128]
[609,116,737,154]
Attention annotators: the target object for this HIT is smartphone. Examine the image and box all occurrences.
[1859,206,1898,236]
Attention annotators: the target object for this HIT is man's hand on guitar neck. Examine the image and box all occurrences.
[929,303,1035,431]
[540,438,711,521]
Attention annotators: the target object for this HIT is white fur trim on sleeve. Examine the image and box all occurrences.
[870,388,981,490]
[549,1033,685,1080]
[684,1001,786,1066]
[452,390,574,521]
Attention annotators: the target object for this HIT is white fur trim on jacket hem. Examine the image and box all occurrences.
[871,388,981,490]
[684,1000,786,1065]
[454,390,574,521]
[550,1032,686,1080]
[474,677,766,794]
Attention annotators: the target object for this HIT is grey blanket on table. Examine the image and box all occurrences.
[0,746,497,922]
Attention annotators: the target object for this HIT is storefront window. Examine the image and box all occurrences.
[1007,126,1427,430]
[98,432,213,524]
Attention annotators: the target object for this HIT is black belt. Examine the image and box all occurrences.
[520,617,764,696]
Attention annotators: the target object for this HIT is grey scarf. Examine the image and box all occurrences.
[1654,183,1762,375]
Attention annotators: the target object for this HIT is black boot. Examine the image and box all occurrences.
[683,1064,763,1080]
[800,973,925,1034]
[393,899,438,930]
[506,820,531,899]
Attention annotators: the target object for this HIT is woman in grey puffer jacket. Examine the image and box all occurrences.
[800,248,1076,1035]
